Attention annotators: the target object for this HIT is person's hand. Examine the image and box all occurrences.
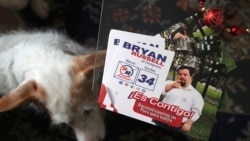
[181,120,193,132]
[173,32,188,40]
[165,80,181,92]
[171,80,181,89]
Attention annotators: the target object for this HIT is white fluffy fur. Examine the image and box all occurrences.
[0,30,105,141]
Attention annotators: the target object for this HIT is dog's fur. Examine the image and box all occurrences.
[0,30,106,141]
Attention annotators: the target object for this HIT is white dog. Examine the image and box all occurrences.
[0,30,106,141]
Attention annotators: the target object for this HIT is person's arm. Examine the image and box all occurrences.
[181,119,193,132]
[181,92,204,132]
[181,91,204,132]
[164,80,181,92]
[190,94,204,122]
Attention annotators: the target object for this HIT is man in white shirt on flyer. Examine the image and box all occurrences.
[162,65,204,132]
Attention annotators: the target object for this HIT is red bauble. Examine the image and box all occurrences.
[203,8,224,27]
[230,26,245,35]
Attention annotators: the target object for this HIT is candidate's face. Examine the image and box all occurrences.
[177,69,192,87]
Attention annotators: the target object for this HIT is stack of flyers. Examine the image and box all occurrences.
[99,29,188,127]
[98,28,228,141]
[97,2,236,140]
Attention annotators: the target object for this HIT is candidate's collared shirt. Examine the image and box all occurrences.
[162,80,204,122]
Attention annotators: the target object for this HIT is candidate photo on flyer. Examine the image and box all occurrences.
[152,13,230,139]
[161,65,204,132]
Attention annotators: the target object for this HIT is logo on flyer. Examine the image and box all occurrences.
[114,61,139,83]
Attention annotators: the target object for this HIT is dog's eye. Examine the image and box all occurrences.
[81,107,97,115]
[83,109,93,115]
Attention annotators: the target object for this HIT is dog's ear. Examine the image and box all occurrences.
[0,80,47,112]
[73,50,106,78]
[82,50,106,77]
[70,50,106,98]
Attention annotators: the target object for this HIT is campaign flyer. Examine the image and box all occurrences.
[96,1,239,141]
[152,14,235,140]
[98,29,187,126]
[98,28,230,141]
[98,25,227,140]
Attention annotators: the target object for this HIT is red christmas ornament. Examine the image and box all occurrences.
[198,0,249,35]
[199,0,205,8]
[230,26,245,35]
[203,8,224,27]
[229,26,246,35]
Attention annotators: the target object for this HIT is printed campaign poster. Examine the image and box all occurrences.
[98,29,180,125]
[98,28,233,141]
[153,14,235,140]
[98,28,220,140]
[97,1,237,141]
